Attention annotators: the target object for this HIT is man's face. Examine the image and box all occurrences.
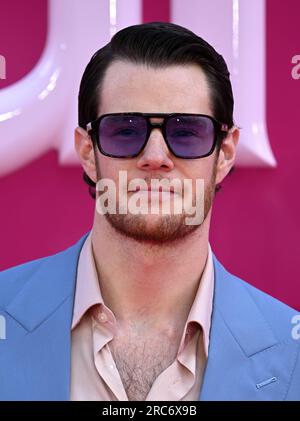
[92,61,223,243]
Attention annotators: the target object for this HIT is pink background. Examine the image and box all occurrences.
[0,0,299,310]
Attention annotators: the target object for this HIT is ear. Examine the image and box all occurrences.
[74,127,97,183]
[215,126,240,184]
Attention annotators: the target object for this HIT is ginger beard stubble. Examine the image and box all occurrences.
[93,153,218,244]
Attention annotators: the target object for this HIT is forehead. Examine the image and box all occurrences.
[98,60,212,116]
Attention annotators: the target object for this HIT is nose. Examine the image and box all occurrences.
[136,127,174,172]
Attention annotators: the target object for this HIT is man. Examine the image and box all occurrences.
[0,22,300,401]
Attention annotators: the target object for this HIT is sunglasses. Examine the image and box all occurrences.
[86,113,228,159]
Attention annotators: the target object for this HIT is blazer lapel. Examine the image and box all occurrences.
[200,256,299,401]
[1,233,88,400]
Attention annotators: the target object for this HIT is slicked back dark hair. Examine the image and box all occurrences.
[78,22,234,198]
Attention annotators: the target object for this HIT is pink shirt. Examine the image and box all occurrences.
[70,233,214,401]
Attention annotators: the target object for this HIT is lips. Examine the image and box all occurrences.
[131,185,175,193]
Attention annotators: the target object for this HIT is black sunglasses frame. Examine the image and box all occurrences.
[86,112,229,159]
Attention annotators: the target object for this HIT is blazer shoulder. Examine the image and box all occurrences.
[230,270,299,341]
[0,233,89,307]
[0,254,54,307]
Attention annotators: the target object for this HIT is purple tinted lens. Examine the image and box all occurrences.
[166,116,215,158]
[99,115,147,156]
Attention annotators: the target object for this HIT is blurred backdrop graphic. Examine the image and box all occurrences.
[0,0,299,309]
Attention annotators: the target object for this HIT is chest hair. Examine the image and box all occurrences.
[109,329,180,401]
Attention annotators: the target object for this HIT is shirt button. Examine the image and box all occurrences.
[98,312,108,323]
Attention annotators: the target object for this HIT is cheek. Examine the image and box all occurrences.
[97,155,131,190]
[179,158,214,183]
[181,160,217,196]
[97,154,116,178]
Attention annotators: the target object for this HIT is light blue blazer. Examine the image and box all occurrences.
[0,232,300,400]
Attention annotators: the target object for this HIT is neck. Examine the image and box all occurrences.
[91,210,212,332]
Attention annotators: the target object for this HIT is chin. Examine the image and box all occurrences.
[104,212,201,244]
